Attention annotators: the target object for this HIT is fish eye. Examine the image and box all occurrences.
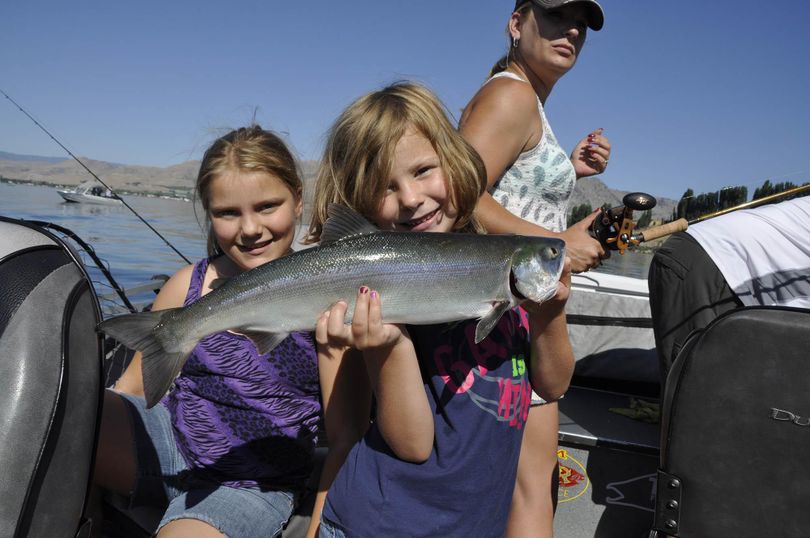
[543,246,560,259]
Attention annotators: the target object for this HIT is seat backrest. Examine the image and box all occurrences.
[0,217,103,538]
[653,306,810,537]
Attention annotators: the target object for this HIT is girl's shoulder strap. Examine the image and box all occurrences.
[184,257,210,305]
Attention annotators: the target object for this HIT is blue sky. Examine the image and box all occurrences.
[2,0,809,200]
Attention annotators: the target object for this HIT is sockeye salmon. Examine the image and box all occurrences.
[100,205,565,407]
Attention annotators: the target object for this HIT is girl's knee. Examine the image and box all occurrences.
[157,517,225,538]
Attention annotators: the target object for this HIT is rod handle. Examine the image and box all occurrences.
[638,218,688,242]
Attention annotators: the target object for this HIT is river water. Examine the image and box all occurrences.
[1,182,653,312]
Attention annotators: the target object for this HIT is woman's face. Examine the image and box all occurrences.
[208,170,302,272]
[514,4,589,77]
[372,127,458,234]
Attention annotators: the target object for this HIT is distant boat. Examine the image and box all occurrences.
[57,181,123,205]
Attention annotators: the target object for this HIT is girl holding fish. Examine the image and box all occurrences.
[306,81,575,537]
[459,1,609,535]
[94,126,368,538]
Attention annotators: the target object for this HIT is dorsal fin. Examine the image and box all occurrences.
[320,204,378,245]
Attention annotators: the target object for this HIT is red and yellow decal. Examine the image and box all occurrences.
[557,448,590,503]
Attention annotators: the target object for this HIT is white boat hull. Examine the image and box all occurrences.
[58,190,123,205]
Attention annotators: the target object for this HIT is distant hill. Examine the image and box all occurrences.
[0,150,69,164]
[0,155,200,198]
[0,150,676,220]
[571,177,677,223]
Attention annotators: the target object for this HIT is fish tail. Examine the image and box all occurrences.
[99,308,188,408]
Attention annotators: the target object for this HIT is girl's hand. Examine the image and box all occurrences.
[523,257,572,317]
[571,128,611,179]
[316,287,405,352]
[558,211,606,273]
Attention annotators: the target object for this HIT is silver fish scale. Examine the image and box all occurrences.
[173,231,560,345]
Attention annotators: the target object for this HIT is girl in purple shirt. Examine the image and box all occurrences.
[93,126,363,538]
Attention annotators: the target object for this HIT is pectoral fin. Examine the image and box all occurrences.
[239,329,290,355]
[474,301,512,344]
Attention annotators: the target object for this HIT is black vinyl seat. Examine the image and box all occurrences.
[651,306,810,537]
[0,217,103,538]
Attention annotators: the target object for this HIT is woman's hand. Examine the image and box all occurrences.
[316,287,405,352]
[558,211,606,273]
[571,128,611,179]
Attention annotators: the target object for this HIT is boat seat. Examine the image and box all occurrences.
[651,306,810,537]
[0,217,103,537]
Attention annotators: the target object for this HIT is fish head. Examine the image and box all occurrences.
[510,238,566,304]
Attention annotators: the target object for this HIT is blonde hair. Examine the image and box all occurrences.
[195,125,302,256]
[307,82,486,243]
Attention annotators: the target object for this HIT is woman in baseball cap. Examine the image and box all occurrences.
[459,1,609,536]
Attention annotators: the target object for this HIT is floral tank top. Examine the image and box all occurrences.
[486,71,577,233]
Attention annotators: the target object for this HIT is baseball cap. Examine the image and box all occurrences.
[514,0,604,31]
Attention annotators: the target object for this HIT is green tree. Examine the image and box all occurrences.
[676,189,694,220]
[636,209,652,229]
[567,203,593,228]
[719,186,747,209]
[676,186,748,221]
[752,180,807,201]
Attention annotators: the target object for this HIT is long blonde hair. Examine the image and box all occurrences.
[195,125,302,256]
[307,82,486,242]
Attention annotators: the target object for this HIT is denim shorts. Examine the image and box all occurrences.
[118,392,296,537]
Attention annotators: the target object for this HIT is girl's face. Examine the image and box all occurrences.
[208,170,302,272]
[516,4,588,77]
[373,128,457,234]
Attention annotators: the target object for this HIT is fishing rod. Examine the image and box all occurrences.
[1,88,191,264]
[591,183,810,254]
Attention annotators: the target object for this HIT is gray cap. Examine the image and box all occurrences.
[515,0,604,31]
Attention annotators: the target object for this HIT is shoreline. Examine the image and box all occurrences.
[0,176,193,202]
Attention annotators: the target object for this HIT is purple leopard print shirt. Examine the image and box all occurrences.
[161,258,321,489]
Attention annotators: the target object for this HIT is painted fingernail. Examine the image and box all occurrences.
[359,286,369,294]
[588,134,595,140]
[371,290,378,299]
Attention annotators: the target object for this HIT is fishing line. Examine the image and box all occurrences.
[1,88,191,264]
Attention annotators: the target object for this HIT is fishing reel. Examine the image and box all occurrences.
[590,192,657,255]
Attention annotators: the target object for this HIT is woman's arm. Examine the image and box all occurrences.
[111,264,194,396]
[524,258,575,402]
[459,77,539,191]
